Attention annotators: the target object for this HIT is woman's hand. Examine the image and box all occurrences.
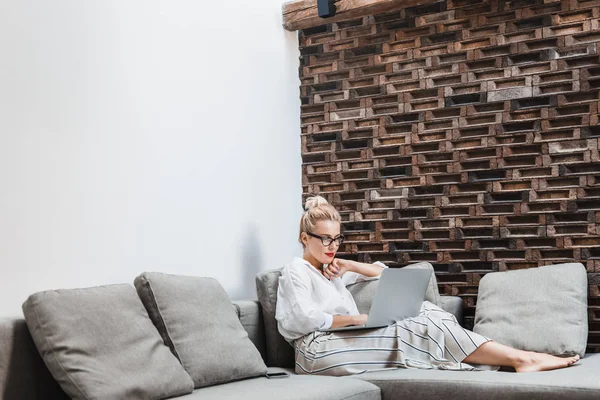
[330,313,369,329]
[324,258,355,280]
[352,314,368,326]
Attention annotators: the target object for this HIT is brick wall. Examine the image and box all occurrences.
[297,0,600,351]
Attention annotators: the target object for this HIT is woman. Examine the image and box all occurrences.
[275,195,580,376]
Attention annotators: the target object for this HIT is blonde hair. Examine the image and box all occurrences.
[298,195,341,245]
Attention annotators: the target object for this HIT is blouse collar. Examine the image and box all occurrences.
[293,257,333,282]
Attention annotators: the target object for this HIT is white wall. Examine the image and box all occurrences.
[0,0,302,316]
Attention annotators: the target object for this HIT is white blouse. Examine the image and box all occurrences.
[275,257,386,341]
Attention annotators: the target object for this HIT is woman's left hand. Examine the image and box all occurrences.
[324,258,354,280]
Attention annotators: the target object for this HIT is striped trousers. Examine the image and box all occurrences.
[294,301,498,376]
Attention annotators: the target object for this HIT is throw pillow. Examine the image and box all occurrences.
[22,284,194,400]
[135,273,267,388]
[473,262,588,357]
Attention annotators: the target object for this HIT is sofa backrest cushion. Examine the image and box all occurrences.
[474,262,588,358]
[135,273,267,388]
[256,269,295,368]
[22,284,194,400]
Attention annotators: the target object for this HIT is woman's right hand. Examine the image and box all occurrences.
[352,314,368,326]
[330,314,370,329]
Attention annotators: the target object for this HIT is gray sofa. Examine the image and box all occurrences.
[2,277,600,399]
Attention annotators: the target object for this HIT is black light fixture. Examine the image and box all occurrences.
[318,0,337,18]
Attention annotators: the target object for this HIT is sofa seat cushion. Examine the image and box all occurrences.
[135,273,267,388]
[176,368,380,400]
[22,284,194,400]
[348,353,600,400]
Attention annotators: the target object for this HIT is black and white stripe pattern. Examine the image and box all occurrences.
[294,301,498,376]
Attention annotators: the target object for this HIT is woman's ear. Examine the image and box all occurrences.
[300,232,308,246]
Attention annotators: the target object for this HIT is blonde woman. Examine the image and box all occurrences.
[275,195,580,376]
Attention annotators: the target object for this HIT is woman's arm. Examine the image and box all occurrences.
[348,260,385,278]
[330,313,368,328]
[324,259,384,280]
[277,266,336,337]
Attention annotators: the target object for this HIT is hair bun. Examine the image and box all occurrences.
[304,195,328,211]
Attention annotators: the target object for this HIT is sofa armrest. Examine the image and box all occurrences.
[438,296,464,326]
[233,300,267,363]
[0,318,68,400]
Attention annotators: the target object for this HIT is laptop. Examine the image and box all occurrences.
[322,268,432,332]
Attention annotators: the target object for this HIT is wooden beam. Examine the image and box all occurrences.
[282,0,441,31]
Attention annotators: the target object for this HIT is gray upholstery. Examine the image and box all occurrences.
[234,300,267,362]
[256,269,296,368]
[22,284,194,400]
[474,263,588,357]
[2,286,599,400]
[177,368,380,400]
[346,279,379,314]
[0,301,264,400]
[349,353,600,400]
[134,273,267,388]
[439,296,464,326]
[0,318,68,400]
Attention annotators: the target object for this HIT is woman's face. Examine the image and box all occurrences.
[301,220,342,266]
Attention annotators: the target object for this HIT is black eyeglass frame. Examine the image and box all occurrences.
[306,232,345,246]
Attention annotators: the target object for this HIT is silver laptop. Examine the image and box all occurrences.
[322,268,432,332]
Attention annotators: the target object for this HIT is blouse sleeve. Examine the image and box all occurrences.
[275,266,333,340]
[341,261,388,286]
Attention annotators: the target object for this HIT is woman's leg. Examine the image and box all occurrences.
[463,341,580,372]
[418,302,580,372]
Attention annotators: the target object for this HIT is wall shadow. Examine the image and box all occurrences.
[229,223,263,301]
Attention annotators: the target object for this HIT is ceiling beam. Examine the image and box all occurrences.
[282,0,441,31]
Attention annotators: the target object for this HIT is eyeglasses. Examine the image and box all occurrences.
[306,232,345,247]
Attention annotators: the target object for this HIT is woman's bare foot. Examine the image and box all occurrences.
[514,352,580,373]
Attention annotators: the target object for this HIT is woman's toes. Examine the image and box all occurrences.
[567,355,579,365]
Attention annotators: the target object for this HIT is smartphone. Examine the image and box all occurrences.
[265,371,290,379]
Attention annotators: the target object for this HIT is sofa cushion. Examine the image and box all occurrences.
[233,300,267,362]
[438,296,464,326]
[177,368,380,400]
[135,273,267,388]
[347,262,442,314]
[256,269,295,368]
[349,353,600,400]
[22,284,194,400]
[473,263,588,357]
